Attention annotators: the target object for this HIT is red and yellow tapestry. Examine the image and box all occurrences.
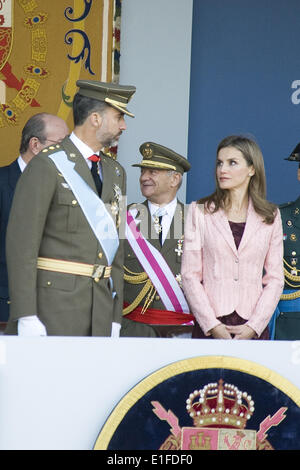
[0,0,122,165]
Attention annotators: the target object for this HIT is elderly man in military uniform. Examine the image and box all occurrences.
[270,143,300,340]
[120,142,194,338]
[5,80,136,337]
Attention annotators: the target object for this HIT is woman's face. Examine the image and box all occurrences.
[216,146,254,192]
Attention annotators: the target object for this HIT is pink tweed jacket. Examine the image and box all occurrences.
[181,200,284,336]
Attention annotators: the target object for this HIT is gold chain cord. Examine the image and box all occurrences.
[281,261,300,299]
[123,267,157,315]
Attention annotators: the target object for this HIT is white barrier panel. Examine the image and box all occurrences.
[0,337,299,450]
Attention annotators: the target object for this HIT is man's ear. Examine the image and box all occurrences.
[29,136,43,155]
[170,172,182,188]
[90,112,103,128]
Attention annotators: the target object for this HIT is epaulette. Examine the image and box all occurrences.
[41,143,61,155]
[279,201,294,210]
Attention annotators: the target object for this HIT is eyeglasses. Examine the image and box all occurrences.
[44,138,63,144]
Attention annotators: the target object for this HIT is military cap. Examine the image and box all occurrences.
[285,142,300,162]
[132,142,191,174]
[76,80,136,117]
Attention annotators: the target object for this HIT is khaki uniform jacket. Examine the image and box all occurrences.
[120,200,185,337]
[5,136,126,336]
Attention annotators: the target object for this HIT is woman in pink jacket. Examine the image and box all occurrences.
[181,135,284,340]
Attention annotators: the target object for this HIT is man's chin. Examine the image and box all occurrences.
[141,188,154,199]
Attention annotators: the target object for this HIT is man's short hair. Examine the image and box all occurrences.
[73,93,108,126]
[168,170,183,189]
[19,113,49,154]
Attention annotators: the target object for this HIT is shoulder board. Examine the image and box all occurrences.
[279,201,294,209]
[41,144,62,155]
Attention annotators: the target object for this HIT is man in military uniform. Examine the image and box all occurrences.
[5,80,136,337]
[120,142,194,338]
[0,113,69,326]
[270,142,300,340]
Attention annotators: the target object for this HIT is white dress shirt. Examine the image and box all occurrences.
[17,155,27,173]
[148,197,177,245]
[69,132,102,178]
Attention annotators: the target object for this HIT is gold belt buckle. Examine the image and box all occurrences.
[92,265,105,281]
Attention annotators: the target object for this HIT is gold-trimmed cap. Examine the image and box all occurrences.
[285,142,300,162]
[76,80,136,117]
[132,142,191,174]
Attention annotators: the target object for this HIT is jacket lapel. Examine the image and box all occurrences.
[61,137,97,194]
[211,208,238,255]
[238,199,261,252]
[291,196,300,229]
[8,159,21,190]
[141,200,161,250]
[161,201,184,256]
[99,153,111,202]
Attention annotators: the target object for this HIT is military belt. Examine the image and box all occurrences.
[37,257,112,280]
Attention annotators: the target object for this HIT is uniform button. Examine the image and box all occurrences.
[292,251,297,256]
[7,300,11,304]
[94,278,100,283]
[235,259,239,263]
[72,200,77,205]
[234,278,238,281]
[98,253,103,259]
[155,295,160,301]
[47,281,52,286]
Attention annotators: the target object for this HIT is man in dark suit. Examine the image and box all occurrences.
[0,113,69,325]
[120,142,194,338]
[5,80,136,337]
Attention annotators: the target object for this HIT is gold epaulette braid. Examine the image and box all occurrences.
[123,266,157,315]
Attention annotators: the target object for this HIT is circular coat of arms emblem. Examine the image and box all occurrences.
[94,356,300,450]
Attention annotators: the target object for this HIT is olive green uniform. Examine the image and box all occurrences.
[5,136,125,336]
[120,200,188,338]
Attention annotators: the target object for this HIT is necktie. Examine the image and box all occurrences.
[154,208,167,246]
[158,215,163,246]
[88,154,102,197]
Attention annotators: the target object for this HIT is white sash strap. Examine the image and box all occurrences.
[48,151,119,265]
[126,210,190,314]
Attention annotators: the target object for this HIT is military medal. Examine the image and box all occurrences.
[175,236,184,256]
[112,184,122,228]
[175,273,183,287]
[153,215,162,234]
[113,184,122,202]
[111,201,119,215]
